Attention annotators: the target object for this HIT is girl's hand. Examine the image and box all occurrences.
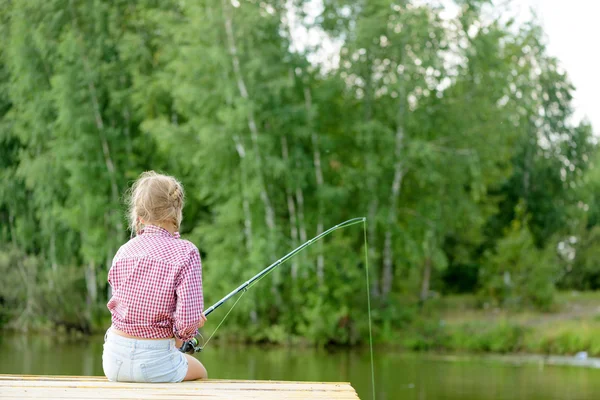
[198,313,207,328]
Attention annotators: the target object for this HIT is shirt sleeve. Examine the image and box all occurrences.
[173,246,204,341]
[107,248,122,287]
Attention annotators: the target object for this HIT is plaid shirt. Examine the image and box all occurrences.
[107,225,203,341]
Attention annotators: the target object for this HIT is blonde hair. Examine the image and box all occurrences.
[128,171,185,235]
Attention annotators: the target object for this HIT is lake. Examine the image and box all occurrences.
[1,334,600,399]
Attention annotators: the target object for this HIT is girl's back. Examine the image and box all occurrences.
[108,225,203,340]
[102,171,207,383]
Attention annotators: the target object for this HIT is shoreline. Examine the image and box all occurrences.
[417,352,600,369]
[3,328,600,370]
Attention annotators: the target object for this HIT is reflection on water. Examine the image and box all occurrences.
[1,334,600,400]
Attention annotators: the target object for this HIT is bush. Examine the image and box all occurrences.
[478,219,557,311]
[0,246,41,328]
[403,318,450,351]
[38,265,95,333]
[0,244,96,333]
[440,321,526,353]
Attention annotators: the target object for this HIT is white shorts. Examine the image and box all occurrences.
[102,328,188,383]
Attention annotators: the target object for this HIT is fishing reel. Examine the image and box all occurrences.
[178,333,205,354]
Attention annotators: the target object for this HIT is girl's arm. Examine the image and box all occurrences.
[173,247,204,341]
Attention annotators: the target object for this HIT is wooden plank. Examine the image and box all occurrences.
[1,384,355,392]
[0,375,351,386]
[0,375,107,382]
[1,388,359,399]
[0,381,355,392]
[0,375,360,400]
[1,389,359,399]
[0,376,354,388]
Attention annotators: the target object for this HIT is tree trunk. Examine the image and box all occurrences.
[121,74,133,170]
[222,2,280,303]
[233,134,254,251]
[123,108,133,169]
[381,68,407,299]
[362,52,381,298]
[284,8,314,280]
[304,86,325,283]
[382,157,406,298]
[85,70,119,213]
[281,136,300,279]
[86,261,98,305]
[367,199,380,297]
[8,212,32,329]
[381,157,405,297]
[222,0,276,239]
[222,59,253,252]
[85,260,97,323]
[420,257,432,303]
[50,232,58,274]
[14,242,35,330]
[295,174,309,278]
[522,124,534,220]
[48,231,57,291]
[221,45,255,313]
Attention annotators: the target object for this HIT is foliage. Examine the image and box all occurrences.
[479,214,558,310]
[557,154,600,290]
[0,0,596,345]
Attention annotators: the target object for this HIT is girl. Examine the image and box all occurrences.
[103,171,208,382]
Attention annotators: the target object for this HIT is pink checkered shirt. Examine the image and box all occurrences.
[107,225,203,341]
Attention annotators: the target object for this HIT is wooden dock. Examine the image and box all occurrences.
[0,374,360,399]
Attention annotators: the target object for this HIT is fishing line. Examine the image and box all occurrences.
[363,218,376,400]
[201,288,247,350]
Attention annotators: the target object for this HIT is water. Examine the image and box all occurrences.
[1,334,600,400]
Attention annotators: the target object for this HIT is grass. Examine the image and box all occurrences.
[399,291,600,356]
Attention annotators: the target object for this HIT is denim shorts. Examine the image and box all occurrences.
[102,328,188,383]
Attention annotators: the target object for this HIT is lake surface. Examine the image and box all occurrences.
[1,334,600,399]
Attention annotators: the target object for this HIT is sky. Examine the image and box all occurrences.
[520,0,600,134]
[289,0,599,134]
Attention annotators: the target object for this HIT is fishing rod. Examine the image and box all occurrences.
[179,217,365,354]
